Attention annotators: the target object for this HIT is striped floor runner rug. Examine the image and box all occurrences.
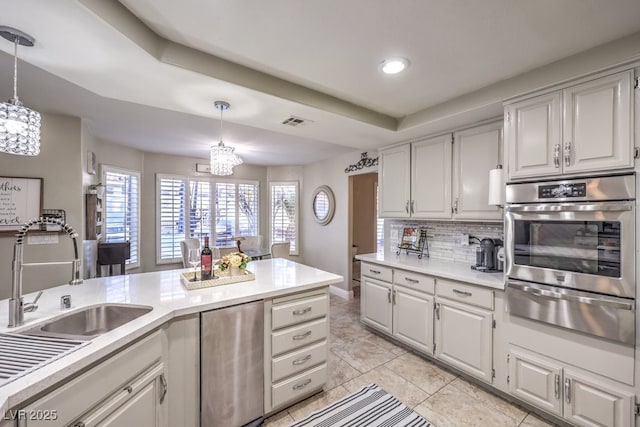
[290,384,432,427]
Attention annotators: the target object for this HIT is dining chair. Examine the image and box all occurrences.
[240,235,263,251]
[270,241,291,259]
[180,238,200,268]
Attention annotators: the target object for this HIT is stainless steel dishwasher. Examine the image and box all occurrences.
[201,300,264,427]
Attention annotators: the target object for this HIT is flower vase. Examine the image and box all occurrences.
[230,267,243,276]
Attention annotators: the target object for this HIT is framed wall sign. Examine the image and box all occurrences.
[0,176,43,233]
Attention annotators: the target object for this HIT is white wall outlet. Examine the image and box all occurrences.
[461,234,469,246]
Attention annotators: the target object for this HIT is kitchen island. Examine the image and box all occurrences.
[0,258,342,426]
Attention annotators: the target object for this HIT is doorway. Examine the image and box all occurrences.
[348,172,378,297]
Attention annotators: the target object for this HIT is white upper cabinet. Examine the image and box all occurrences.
[411,135,452,219]
[562,71,633,174]
[453,122,503,220]
[379,144,411,218]
[506,70,634,180]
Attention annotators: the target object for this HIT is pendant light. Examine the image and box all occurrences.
[210,100,242,176]
[0,26,40,156]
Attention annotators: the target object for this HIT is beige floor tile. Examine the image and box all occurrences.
[385,352,457,395]
[520,412,560,427]
[449,377,527,423]
[413,383,521,427]
[342,365,429,408]
[286,385,351,421]
[360,330,408,356]
[331,338,397,372]
[263,410,295,427]
[326,350,362,388]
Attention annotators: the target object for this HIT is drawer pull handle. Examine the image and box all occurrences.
[453,289,472,297]
[293,355,312,365]
[293,307,312,316]
[293,379,312,390]
[405,277,419,284]
[564,378,571,403]
[293,331,312,340]
[369,269,381,274]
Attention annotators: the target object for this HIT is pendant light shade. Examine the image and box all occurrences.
[210,101,242,176]
[0,27,40,156]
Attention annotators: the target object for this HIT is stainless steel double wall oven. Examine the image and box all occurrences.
[505,174,635,345]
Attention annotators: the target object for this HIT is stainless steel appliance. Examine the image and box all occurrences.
[472,238,503,272]
[505,174,635,345]
[201,301,264,426]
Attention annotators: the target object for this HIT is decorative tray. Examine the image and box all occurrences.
[180,269,255,290]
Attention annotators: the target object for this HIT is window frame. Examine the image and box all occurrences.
[269,181,299,256]
[101,164,141,269]
[214,178,260,247]
[156,173,187,265]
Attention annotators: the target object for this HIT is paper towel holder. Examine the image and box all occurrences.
[488,164,504,207]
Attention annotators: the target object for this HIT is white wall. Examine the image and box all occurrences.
[0,113,83,300]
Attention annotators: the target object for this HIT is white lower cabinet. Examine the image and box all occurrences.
[18,330,167,427]
[508,346,634,426]
[265,288,329,414]
[361,264,434,356]
[434,298,493,383]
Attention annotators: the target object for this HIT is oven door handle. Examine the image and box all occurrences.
[508,281,634,311]
[506,202,634,213]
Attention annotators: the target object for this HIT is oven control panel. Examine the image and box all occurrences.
[538,183,586,199]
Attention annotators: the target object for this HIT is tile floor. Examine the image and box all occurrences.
[264,295,559,427]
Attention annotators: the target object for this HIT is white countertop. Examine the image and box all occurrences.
[355,252,505,290]
[0,258,342,418]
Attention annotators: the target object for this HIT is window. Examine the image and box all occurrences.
[103,166,140,268]
[270,182,299,254]
[157,175,214,263]
[215,181,259,247]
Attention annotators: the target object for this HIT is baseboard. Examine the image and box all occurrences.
[330,285,353,300]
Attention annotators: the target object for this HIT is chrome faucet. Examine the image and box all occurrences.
[8,217,83,327]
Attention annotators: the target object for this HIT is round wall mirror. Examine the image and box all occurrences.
[312,185,335,225]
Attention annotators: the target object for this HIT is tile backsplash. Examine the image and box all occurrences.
[388,220,504,264]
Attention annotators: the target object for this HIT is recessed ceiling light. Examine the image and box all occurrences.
[380,57,410,75]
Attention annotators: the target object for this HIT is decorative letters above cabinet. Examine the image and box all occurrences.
[504,69,635,180]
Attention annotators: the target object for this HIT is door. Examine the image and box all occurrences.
[379,145,411,217]
[506,91,562,179]
[508,347,562,416]
[453,122,502,220]
[562,70,633,174]
[360,276,392,334]
[563,369,634,427]
[435,298,493,382]
[392,285,434,355]
[411,134,452,218]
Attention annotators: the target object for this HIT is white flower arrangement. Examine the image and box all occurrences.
[219,251,251,271]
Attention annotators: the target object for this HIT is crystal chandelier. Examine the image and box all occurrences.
[0,27,40,156]
[210,101,242,176]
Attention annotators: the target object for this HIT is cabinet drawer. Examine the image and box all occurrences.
[272,363,327,409]
[394,270,435,294]
[21,330,163,427]
[272,340,327,382]
[437,279,494,310]
[272,294,328,330]
[272,318,328,356]
[361,262,392,282]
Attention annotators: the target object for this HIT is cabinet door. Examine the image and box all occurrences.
[360,276,392,334]
[562,70,634,174]
[434,298,493,382]
[563,369,634,427]
[506,92,562,179]
[379,145,411,218]
[392,285,434,355]
[411,135,452,219]
[453,122,502,220]
[93,380,161,427]
[508,347,562,416]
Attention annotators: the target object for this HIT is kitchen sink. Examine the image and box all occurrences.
[22,303,153,340]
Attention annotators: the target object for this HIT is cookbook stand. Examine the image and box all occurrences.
[396,227,428,259]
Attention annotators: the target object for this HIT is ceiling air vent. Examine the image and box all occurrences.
[282,116,313,127]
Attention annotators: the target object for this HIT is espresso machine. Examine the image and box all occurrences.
[472,238,503,272]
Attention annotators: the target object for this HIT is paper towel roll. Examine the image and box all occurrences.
[488,168,504,206]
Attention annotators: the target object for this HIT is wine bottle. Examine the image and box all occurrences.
[201,236,213,280]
